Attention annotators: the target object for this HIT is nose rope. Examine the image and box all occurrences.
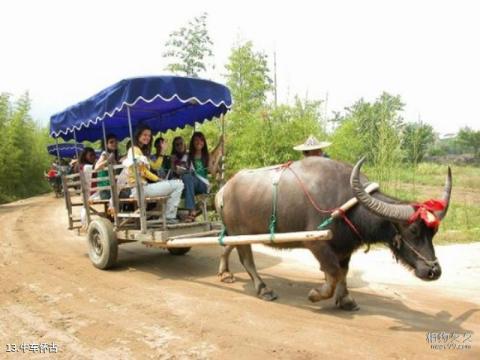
[399,236,439,268]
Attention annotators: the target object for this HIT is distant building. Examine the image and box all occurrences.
[439,133,456,140]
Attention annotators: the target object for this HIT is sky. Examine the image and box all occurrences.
[1,0,479,135]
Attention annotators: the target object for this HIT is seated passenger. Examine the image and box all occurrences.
[74,147,96,173]
[182,131,223,221]
[150,136,171,178]
[94,134,120,199]
[123,125,184,224]
[169,136,188,179]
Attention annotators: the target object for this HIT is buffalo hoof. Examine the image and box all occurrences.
[308,288,323,302]
[308,286,333,302]
[258,287,278,301]
[335,295,360,311]
[219,271,236,283]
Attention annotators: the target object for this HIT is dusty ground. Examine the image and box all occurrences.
[0,194,479,359]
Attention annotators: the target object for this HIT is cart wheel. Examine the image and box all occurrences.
[87,218,118,269]
[167,247,191,256]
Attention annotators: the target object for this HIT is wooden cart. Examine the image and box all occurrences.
[50,76,332,269]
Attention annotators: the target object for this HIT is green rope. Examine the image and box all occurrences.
[217,196,227,246]
[269,182,279,242]
[218,225,226,245]
[318,216,333,230]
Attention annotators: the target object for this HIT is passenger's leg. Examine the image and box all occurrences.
[143,181,173,198]
[189,176,208,218]
[165,180,183,219]
[181,173,196,210]
[143,180,183,219]
[193,176,208,195]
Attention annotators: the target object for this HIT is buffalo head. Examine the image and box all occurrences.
[350,158,452,281]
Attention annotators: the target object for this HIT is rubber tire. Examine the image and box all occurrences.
[167,247,191,256]
[87,218,118,269]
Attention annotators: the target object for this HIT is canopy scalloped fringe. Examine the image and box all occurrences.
[47,143,85,157]
[49,76,233,142]
[50,93,232,138]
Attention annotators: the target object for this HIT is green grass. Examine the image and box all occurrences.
[363,163,480,244]
[392,163,480,189]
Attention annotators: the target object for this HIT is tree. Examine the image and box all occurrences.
[163,13,213,77]
[222,40,273,173]
[3,93,35,197]
[330,93,404,167]
[329,118,365,163]
[262,97,326,165]
[219,40,330,173]
[0,93,10,130]
[0,93,12,200]
[0,93,50,203]
[224,41,272,118]
[457,127,480,158]
[401,121,435,164]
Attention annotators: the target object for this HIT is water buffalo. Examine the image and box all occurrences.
[215,157,451,310]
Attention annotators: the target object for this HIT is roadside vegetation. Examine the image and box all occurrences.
[1,13,479,243]
[0,93,51,203]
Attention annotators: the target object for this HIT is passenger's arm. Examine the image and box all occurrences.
[95,151,116,171]
[94,153,108,170]
[150,156,163,170]
[131,146,160,182]
[139,164,160,182]
[208,135,224,176]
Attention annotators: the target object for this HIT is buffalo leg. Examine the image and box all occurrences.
[218,245,236,283]
[333,256,359,311]
[308,273,339,302]
[236,244,278,301]
[306,243,341,302]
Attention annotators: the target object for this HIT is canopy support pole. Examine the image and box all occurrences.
[55,137,70,214]
[74,129,91,225]
[220,113,226,187]
[54,138,61,165]
[73,130,80,160]
[101,121,119,228]
[127,107,148,233]
[101,121,108,152]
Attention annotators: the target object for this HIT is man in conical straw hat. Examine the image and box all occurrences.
[293,135,332,157]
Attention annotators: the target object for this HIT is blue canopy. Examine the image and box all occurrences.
[47,143,84,158]
[50,76,232,142]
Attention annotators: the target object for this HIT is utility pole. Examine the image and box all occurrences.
[273,49,278,108]
[325,91,329,132]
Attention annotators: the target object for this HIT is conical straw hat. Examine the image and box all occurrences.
[293,135,332,151]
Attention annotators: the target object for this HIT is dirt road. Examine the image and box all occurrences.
[1,195,479,359]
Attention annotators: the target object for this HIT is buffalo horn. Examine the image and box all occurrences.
[350,157,414,222]
[435,167,452,220]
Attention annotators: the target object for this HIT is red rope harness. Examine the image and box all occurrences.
[279,161,365,241]
[275,162,445,256]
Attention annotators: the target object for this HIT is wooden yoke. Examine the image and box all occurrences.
[330,182,380,219]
